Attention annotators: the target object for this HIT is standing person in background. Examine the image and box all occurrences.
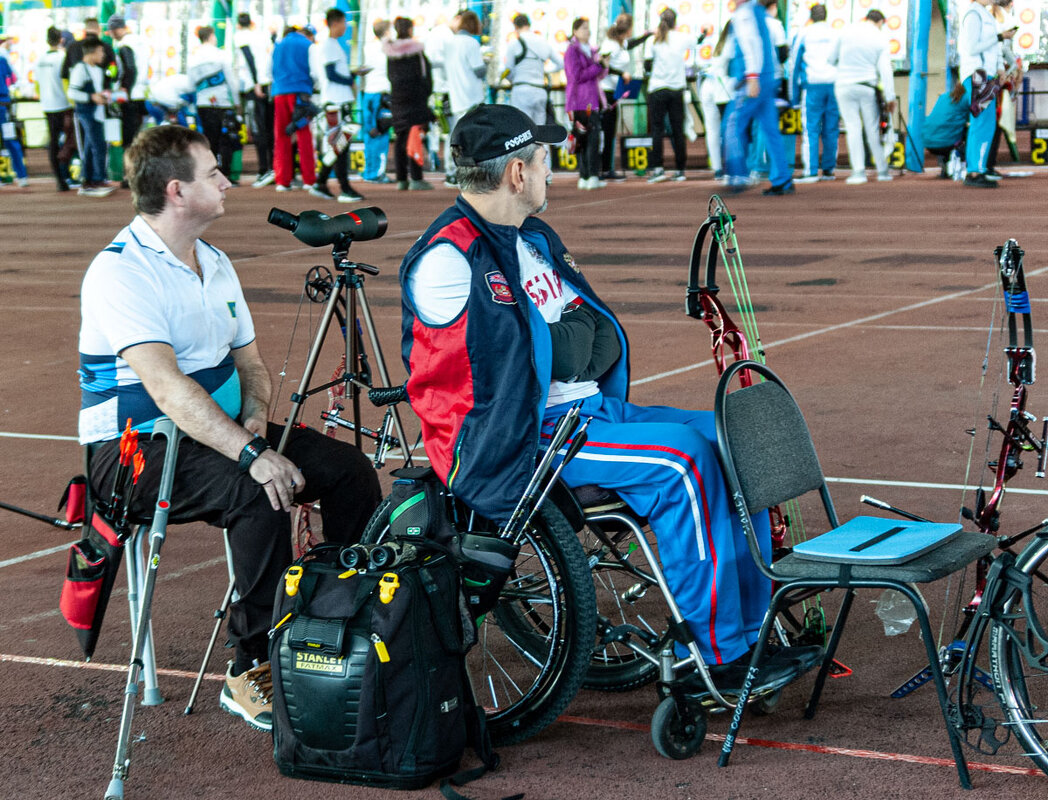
[830,9,895,185]
[426,12,459,174]
[564,17,608,190]
[598,14,648,181]
[504,13,563,129]
[360,19,393,183]
[271,25,317,192]
[384,16,434,191]
[107,15,149,163]
[986,0,1021,180]
[958,0,1008,187]
[36,26,76,191]
[645,8,706,183]
[0,35,29,189]
[790,3,840,182]
[723,0,793,195]
[311,8,364,203]
[699,22,734,181]
[187,26,239,180]
[62,17,115,82]
[441,10,485,187]
[68,36,114,197]
[236,13,275,188]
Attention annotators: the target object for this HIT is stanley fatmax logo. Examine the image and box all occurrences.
[293,650,348,677]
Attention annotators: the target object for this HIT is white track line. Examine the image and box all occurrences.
[0,543,71,569]
[0,653,223,681]
[631,266,1048,387]
[0,431,78,440]
[826,476,1048,495]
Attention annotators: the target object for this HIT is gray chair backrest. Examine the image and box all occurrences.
[721,379,825,514]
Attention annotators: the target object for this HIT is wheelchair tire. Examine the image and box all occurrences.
[651,695,706,760]
[988,535,1048,776]
[360,498,596,746]
[580,516,663,692]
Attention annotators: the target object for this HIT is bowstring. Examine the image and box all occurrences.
[943,268,1005,651]
[714,206,814,621]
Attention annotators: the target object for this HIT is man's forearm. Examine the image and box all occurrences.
[237,357,272,429]
[150,374,254,460]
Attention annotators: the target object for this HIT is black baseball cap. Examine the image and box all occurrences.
[451,104,566,167]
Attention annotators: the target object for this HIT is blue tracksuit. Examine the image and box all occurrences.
[724,0,791,187]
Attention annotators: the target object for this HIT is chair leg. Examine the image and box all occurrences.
[804,588,856,720]
[718,593,785,767]
[185,528,237,715]
[896,583,973,790]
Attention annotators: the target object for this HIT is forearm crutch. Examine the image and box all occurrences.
[105,418,182,800]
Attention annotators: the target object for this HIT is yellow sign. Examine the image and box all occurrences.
[1031,130,1048,165]
[888,137,905,169]
[778,108,803,135]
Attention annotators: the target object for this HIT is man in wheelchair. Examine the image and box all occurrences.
[77,125,381,732]
[398,104,821,696]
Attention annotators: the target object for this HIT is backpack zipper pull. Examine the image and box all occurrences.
[371,632,390,663]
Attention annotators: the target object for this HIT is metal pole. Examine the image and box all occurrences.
[905,0,931,172]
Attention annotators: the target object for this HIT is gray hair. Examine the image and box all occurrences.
[454,143,543,194]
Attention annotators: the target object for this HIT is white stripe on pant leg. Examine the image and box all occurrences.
[573,450,707,560]
[801,92,813,175]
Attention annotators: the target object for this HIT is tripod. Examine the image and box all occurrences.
[277,231,410,466]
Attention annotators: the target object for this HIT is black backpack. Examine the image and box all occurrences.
[269,542,497,790]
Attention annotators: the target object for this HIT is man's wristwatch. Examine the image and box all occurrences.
[238,435,270,473]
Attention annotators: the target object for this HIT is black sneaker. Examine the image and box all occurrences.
[762,181,796,196]
[308,185,336,200]
[963,172,998,188]
[702,652,805,695]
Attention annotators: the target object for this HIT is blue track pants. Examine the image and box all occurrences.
[544,393,771,665]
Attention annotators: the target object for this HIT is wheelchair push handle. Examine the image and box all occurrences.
[368,384,408,407]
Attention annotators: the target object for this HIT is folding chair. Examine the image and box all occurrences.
[712,360,996,790]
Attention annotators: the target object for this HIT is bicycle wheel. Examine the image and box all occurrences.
[989,535,1048,775]
[581,514,665,692]
[361,498,596,745]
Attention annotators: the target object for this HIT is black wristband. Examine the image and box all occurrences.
[238,435,270,473]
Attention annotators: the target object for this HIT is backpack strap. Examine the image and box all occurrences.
[439,668,509,800]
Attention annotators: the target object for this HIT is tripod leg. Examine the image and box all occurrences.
[354,283,412,463]
[278,274,346,454]
[184,578,235,715]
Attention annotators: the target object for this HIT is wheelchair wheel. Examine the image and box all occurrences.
[988,535,1048,775]
[581,514,665,692]
[361,498,596,746]
[651,695,706,760]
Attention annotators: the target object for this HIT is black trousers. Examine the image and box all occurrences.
[120,100,145,151]
[573,108,601,180]
[89,422,382,663]
[45,109,74,188]
[245,88,274,175]
[197,106,237,176]
[601,90,619,174]
[647,88,687,171]
[393,124,424,182]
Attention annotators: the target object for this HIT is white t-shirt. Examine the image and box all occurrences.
[599,38,631,92]
[647,30,694,92]
[318,36,353,104]
[504,30,562,88]
[444,32,485,114]
[187,43,237,108]
[406,236,600,408]
[36,49,70,112]
[78,216,255,444]
[235,29,273,88]
[362,36,391,94]
[425,25,456,94]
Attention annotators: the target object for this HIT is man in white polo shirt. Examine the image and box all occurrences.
[78,125,381,733]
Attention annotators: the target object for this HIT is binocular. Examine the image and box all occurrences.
[339,541,418,571]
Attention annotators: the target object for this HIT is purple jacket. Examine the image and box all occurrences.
[563,38,606,112]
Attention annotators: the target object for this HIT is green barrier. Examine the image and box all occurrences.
[108,144,125,182]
